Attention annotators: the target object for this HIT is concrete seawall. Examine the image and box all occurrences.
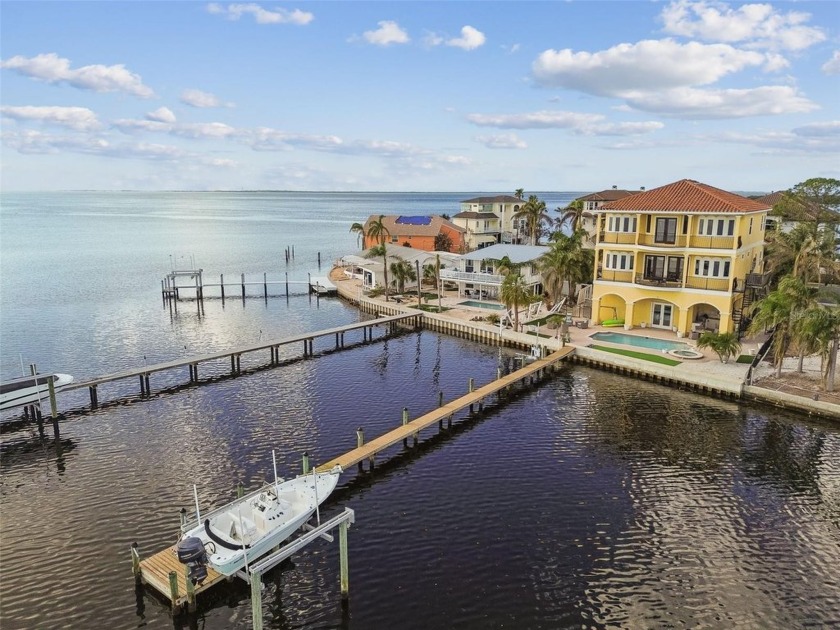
[331,272,839,421]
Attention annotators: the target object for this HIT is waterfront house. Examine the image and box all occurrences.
[451,210,501,250]
[588,179,771,337]
[457,195,525,245]
[362,215,466,253]
[439,243,548,300]
[341,244,460,291]
[572,187,640,247]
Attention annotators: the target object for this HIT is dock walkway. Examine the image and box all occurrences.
[317,347,573,472]
[63,313,418,408]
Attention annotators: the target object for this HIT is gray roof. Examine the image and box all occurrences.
[461,195,523,204]
[453,211,499,219]
[458,243,548,263]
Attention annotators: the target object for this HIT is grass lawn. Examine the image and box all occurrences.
[526,330,553,339]
[590,344,681,366]
[411,304,450,313]
[736,354,755,364]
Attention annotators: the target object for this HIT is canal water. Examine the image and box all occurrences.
[1,192,838,629]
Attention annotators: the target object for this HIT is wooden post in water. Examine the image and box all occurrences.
[263,272,268,299]
[468,377,475,412]
[180,508,187,528]
[168,571,180,610]
[401,407,409,446]
[241,273,246,299]
[285,272,289,296]
[438,391,444,407]
[131,542,141,584]
[356,427,364,472]
[236,482,245,499]
[251,570,264,630]
[302,452,310,475]
[184,566,196,612]
[48,378,59,436]
[317,252,321,268]
[339,520,350,600]
[220,273,225,302]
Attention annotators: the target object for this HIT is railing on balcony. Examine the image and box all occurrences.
[439,269,504,285]
[468,226,501,234]
[598,232,636,245]
[684,276,731,291]
[745,271,772,287]
[637,234,688,247]
[596,269,634,283]
[689,235,737,249]
[634,274,683,288]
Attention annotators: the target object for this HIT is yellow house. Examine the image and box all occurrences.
[590,179,771,337]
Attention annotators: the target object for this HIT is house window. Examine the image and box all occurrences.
[727,219,735,236]
[749,217,753,234]
[654,218,677,244]
[605,252,634,270]
[693,257,731,278]
[608,215,636,232]
[644,255,682,281]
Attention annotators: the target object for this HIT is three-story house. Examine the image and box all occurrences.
[590,179,771,337]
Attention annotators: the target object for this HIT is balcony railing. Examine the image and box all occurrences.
[599,232,636,245]
[468,226,501,234]
[637,234,687,247]
[684,276,731,291]
[689,235,737,249]
[596,269,634,283]
[634,274,683,288]
[439,269,504,285]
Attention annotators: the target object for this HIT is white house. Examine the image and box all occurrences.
[439,243,548,299]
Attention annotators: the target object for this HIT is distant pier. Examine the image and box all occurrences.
[161,268,336,303]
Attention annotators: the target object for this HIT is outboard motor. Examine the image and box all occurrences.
[177,536,209,585]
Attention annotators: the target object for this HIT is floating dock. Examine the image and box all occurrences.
[309,276,337,295]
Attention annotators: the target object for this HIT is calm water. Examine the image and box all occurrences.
[1,192,838,630]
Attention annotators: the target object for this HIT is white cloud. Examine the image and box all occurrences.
[112,118,173,133]
[792,121,840,138]
[532,39,817,118]
[180,89,232,108]
[575,121,666,136]
[1,129,187,159]
[533,39,767,94]
[660,0,826,51]
[622,85,817,119]
[475,133,527,149]
[146,107,176,123]
[0,53,154,98]
[467,110,604,129]
[1,105,100,130]
[822,51,840,76]
[447,26,486,51]
[206,3,313,25]
[713,126,840,153]
[171,122,237,139]
[362,21,409,46]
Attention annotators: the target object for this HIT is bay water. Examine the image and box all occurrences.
[0,192,838,629]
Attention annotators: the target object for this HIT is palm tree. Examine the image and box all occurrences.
[747,275,813,377]
[794,306,840,390]
[765,221,837,284]
[696,331,742,363]
[513,195,550,245]
[389,258,416,293]
[499,272,532,331]
[557,199,585,233]
[514,188,524,200]
[365,215,391,300]
[537,230,593,305]
[349,222,366,249]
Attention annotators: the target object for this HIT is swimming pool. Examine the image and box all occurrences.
[590,331,691,351]
[459,300,506,311]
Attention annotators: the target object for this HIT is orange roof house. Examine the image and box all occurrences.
[362,215,466,253]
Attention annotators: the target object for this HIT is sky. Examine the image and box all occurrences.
[1,1,838,193]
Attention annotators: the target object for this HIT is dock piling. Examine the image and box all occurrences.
[131,542,141,584]
[302,452,310,475]
[339,520,350,600]
[185,566,197,612]
[168,571,180,611]
[251,571,264,630]
[401,407,409,446]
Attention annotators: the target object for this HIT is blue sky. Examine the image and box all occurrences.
[1,1,838,192]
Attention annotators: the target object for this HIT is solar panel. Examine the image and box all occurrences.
[395,216,432,225]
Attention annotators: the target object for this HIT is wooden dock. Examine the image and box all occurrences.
[137,544,224,611]
[316,347,574,472]
[63,313,419,408]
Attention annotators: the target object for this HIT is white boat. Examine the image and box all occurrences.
[177,463,342,581]
[0,373,74,411]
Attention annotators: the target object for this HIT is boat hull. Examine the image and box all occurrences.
[181,467,341,576]
[0,373,74,411]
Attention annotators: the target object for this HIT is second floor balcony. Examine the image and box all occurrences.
[440,269,504,285]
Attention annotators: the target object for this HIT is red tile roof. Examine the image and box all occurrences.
[600,179,770,214]
[576,189,638,202]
